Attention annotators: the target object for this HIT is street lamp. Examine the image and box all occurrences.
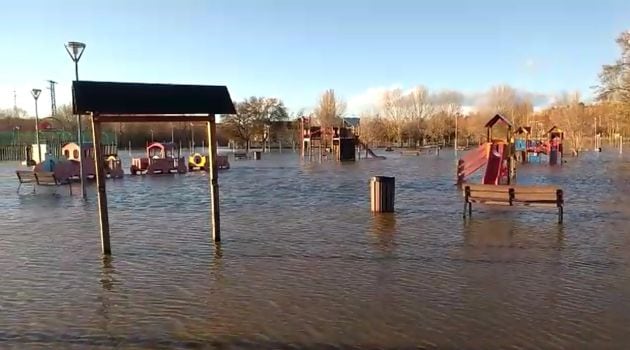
[65,40,87,199]
[190,123,195,152]
[31,89,43,163]
[454,113,459,158]
[14,126,20,146]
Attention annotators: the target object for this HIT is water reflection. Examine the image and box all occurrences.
[100,256,116,292]
[98,256,116,339]
[2,151,630,348]
[370,213,397,255]
[210,242,223,282]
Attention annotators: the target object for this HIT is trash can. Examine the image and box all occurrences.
[370,176,395,212]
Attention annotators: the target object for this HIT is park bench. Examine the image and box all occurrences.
[233,152,248,160]
[463,184,564,223]
[16,171,73,195]
[16,171,37,193]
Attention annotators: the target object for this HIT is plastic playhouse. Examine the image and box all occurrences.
[131,142,187,175]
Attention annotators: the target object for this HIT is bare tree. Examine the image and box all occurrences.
[552,91,589,151]
[478,85,533,126]
[358,113,387,147]
[314,89,346,128]
[596,31,630,103]
[380,88,408,146]
[407,86,434,145]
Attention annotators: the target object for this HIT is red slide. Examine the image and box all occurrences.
[482,143,504,185]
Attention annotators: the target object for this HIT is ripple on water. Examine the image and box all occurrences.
[1,151,630,349]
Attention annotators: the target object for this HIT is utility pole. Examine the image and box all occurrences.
[47,80,57,116]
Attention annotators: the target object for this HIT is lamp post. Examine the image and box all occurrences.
[31,89,43,163]
[454,113,459,158]
[65,41,87,199]
[14,126,20,146]
[190,123,195,153]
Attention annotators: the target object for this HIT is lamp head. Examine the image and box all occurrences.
[65,41,86,61]
[31,89,41,100]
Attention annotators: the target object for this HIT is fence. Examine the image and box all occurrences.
[0,145,26,161]
[0,131,117,146]
[0,142,118,162]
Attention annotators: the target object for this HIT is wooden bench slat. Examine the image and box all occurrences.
[465,184,512,192]
[513,193,559,202]
[463,184,564,223]
[469,192,511,201]
[512,186,560,194]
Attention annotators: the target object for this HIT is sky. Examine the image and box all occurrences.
[1,0,629,117]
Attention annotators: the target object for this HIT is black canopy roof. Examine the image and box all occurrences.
[73,81,236,116]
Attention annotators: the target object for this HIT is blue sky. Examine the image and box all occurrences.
[1,0,629,116]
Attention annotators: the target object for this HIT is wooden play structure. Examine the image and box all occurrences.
[188,152,230,171]
[300,116,384,161]
[457,115,565,222]
[130,142,187,175]
[548,126,564,165]
[73,80,235,255]
[15,142,123,190]
[457,114,516,186]
[463,184,564,223]
[513,126,564,165]
[61,142,124,179]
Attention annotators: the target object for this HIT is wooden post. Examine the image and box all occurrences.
[463,186,471,218]
[556,189,564,224]
[370,176,395,213]
[207,117,221,242]
[457,159,465,186]
[319,143,322,162]
[91,113,111,255]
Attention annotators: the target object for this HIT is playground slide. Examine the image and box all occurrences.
[458,143,490,180]
[359,141,386,159]
[482,143,504,185]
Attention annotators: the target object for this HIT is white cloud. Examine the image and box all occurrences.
[346,84,563,117]
[346,84,402,114]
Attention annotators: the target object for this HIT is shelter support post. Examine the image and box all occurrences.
[207,116,221,242]
[91,112,111,255]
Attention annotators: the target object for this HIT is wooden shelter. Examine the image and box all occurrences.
[73,80,235,255]
[484,114,513,142]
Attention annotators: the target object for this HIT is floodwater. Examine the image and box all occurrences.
[1,148,630,349]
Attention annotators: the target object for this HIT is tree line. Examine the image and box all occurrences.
[3,30,629,152]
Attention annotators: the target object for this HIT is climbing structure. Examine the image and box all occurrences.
[300,116,384,161]
[457,114,516,185]
[547,126,564,166]
[513,125,563,165]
